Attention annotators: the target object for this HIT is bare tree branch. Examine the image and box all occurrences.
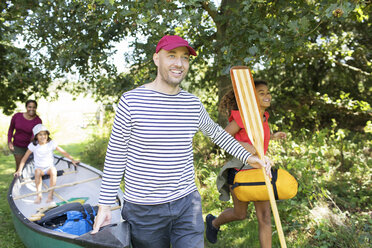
[334,60,371,76]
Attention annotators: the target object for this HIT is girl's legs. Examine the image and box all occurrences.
[254,201,272,248]
[34,168,44,204]
[212,186,249,229]
[46,167,57,203]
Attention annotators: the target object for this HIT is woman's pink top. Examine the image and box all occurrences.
[8,112,42,148]
[229,110,270,154]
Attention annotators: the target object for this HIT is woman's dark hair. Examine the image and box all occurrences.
[25,100,38,108]
[32,131,51,145]
[219,79,268,117]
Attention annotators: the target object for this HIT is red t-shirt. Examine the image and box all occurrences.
[229,110,270,154]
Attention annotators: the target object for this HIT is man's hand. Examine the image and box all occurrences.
[246,155,272,178]
[246,155,266,169]
[91,205,112,234]
[264,156,273,178]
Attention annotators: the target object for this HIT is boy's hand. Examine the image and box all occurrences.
[272,132,286,140]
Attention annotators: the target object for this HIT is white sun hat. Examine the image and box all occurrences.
[32,124,49,136]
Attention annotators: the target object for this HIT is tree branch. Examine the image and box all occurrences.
[334,60,371,76]
[200,1,218,24]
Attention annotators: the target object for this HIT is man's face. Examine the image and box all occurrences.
[154,46,190,87]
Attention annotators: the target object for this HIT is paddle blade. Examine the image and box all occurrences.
[230,66,265,158]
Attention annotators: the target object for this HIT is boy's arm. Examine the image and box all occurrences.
[225,120,256,154]
[14,149,32,177]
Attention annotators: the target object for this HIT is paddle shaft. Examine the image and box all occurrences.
[231,66,287,248]
[21,170,77,185]
[42,182,66,202]
[14,176,101,200]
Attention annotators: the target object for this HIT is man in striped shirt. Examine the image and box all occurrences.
[92,35,268,247]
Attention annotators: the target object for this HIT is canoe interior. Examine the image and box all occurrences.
[8,155,129,248]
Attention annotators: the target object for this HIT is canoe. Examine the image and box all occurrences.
[7,155,130,248]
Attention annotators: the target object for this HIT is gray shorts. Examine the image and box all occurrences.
[13,146,28,155]
[122,190,204,248]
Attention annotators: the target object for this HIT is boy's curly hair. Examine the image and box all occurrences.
[219,89,238,118]
[219,80,268,118]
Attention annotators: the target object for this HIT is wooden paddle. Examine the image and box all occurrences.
[14,176,101,200]
[230,66,287,248]
[21,169,78,185]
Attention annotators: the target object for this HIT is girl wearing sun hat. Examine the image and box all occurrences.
[14,124,79,204]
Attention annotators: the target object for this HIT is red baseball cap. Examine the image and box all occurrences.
[156,35,197,56]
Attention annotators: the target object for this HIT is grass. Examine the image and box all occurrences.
[0,154,25,248]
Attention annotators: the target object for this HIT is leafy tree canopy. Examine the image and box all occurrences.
[1,0,371,130]
[0,0,51,114]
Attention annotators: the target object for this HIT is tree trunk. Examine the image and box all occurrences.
[213,0,240,125]
[217,74,232,126]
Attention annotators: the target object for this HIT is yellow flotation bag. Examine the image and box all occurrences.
[232,168,298,202]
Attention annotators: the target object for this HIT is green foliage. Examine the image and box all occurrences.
[80,112,114,170]
[2,0,370,133]
[0,1,52,115]
[0,124,11,156]
[195,120,371,247]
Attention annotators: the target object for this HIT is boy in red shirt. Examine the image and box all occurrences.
[206,80,286,247]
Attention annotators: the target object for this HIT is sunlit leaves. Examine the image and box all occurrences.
[1,0,370,123]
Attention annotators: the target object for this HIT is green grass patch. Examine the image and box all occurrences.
[0,155,25,248]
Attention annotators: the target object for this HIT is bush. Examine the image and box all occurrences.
[80,112,114,170]
[81,106,371,247]
[196,121,371,247]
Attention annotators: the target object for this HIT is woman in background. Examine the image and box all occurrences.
[8,100,42,171]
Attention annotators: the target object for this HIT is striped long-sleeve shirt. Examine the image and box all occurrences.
[98,86,252,205]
